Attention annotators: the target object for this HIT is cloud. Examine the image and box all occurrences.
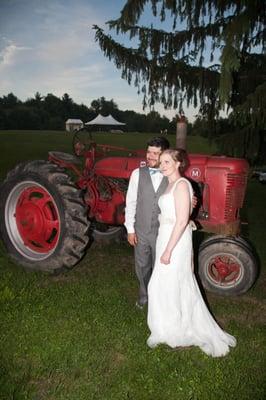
[0,42,31,68]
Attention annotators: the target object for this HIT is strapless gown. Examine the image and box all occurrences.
[147,178,236,357]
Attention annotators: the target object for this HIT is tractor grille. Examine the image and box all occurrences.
[224,173,248,221]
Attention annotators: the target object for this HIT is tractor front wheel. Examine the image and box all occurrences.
[0,160,89,272]
[198,235,258,296]
[91,223,125,243]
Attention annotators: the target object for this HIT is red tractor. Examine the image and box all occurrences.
[0,130,258,296]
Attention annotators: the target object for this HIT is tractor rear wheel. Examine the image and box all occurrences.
[0,160,89,272]
[198,235,258,296]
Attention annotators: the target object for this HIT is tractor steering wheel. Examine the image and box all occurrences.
[72,128,97,157]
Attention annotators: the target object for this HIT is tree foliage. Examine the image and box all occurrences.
[91,96,118,116]
[93,0,265,162]
[94,0,265,111]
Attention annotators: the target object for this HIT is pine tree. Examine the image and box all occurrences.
[93,0,266,162]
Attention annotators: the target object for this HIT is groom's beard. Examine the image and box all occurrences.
[146,159,160,168]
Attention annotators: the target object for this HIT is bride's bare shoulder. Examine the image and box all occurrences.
[175,178,190,190]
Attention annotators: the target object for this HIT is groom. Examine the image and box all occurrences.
[124,137,170,309]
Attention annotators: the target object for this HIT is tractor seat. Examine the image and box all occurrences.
[48,151,82,165]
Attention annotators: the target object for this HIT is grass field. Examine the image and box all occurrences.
[0,131,265,400]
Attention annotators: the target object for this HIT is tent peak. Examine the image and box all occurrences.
[85,114,125,126]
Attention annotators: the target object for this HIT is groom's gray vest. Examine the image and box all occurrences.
[135,166,168,235]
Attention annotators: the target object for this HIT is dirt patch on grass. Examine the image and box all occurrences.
[231,298,266,325]
[111,351,127,368]
[207,291,266,326]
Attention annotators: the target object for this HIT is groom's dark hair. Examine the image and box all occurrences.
[147,136,170,151]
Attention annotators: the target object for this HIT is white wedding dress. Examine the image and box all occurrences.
[147,178,236,357]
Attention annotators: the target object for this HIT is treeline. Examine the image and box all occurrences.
[1,92,264,163]
[0,92,180,133]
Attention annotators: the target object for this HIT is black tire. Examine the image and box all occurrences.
[0,160,89,272]
[198,235,258,296]
[91,223,125,243]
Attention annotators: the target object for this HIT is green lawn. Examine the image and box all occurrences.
[0,131,265,400]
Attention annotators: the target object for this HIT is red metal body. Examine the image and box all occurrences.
[186,155,249,234]
[49,148,249,236]
[90,153,248,235]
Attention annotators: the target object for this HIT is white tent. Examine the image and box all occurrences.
[85,114,126,126]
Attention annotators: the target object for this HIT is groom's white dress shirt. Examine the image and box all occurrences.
[124,168,164,234]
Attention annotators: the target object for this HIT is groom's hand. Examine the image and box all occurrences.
[128,233,138,246]
[192,194,198,209]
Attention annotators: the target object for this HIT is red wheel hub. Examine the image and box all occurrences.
[208,255,241,285]
[15,186,60,253]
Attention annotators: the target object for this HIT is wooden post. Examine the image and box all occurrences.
[176,115,187,149]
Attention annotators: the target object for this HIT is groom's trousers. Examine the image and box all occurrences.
[134,229,157,305]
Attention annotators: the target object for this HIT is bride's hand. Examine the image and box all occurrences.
[160,250,171,265]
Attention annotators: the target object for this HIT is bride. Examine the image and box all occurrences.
[147,149,236,357]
